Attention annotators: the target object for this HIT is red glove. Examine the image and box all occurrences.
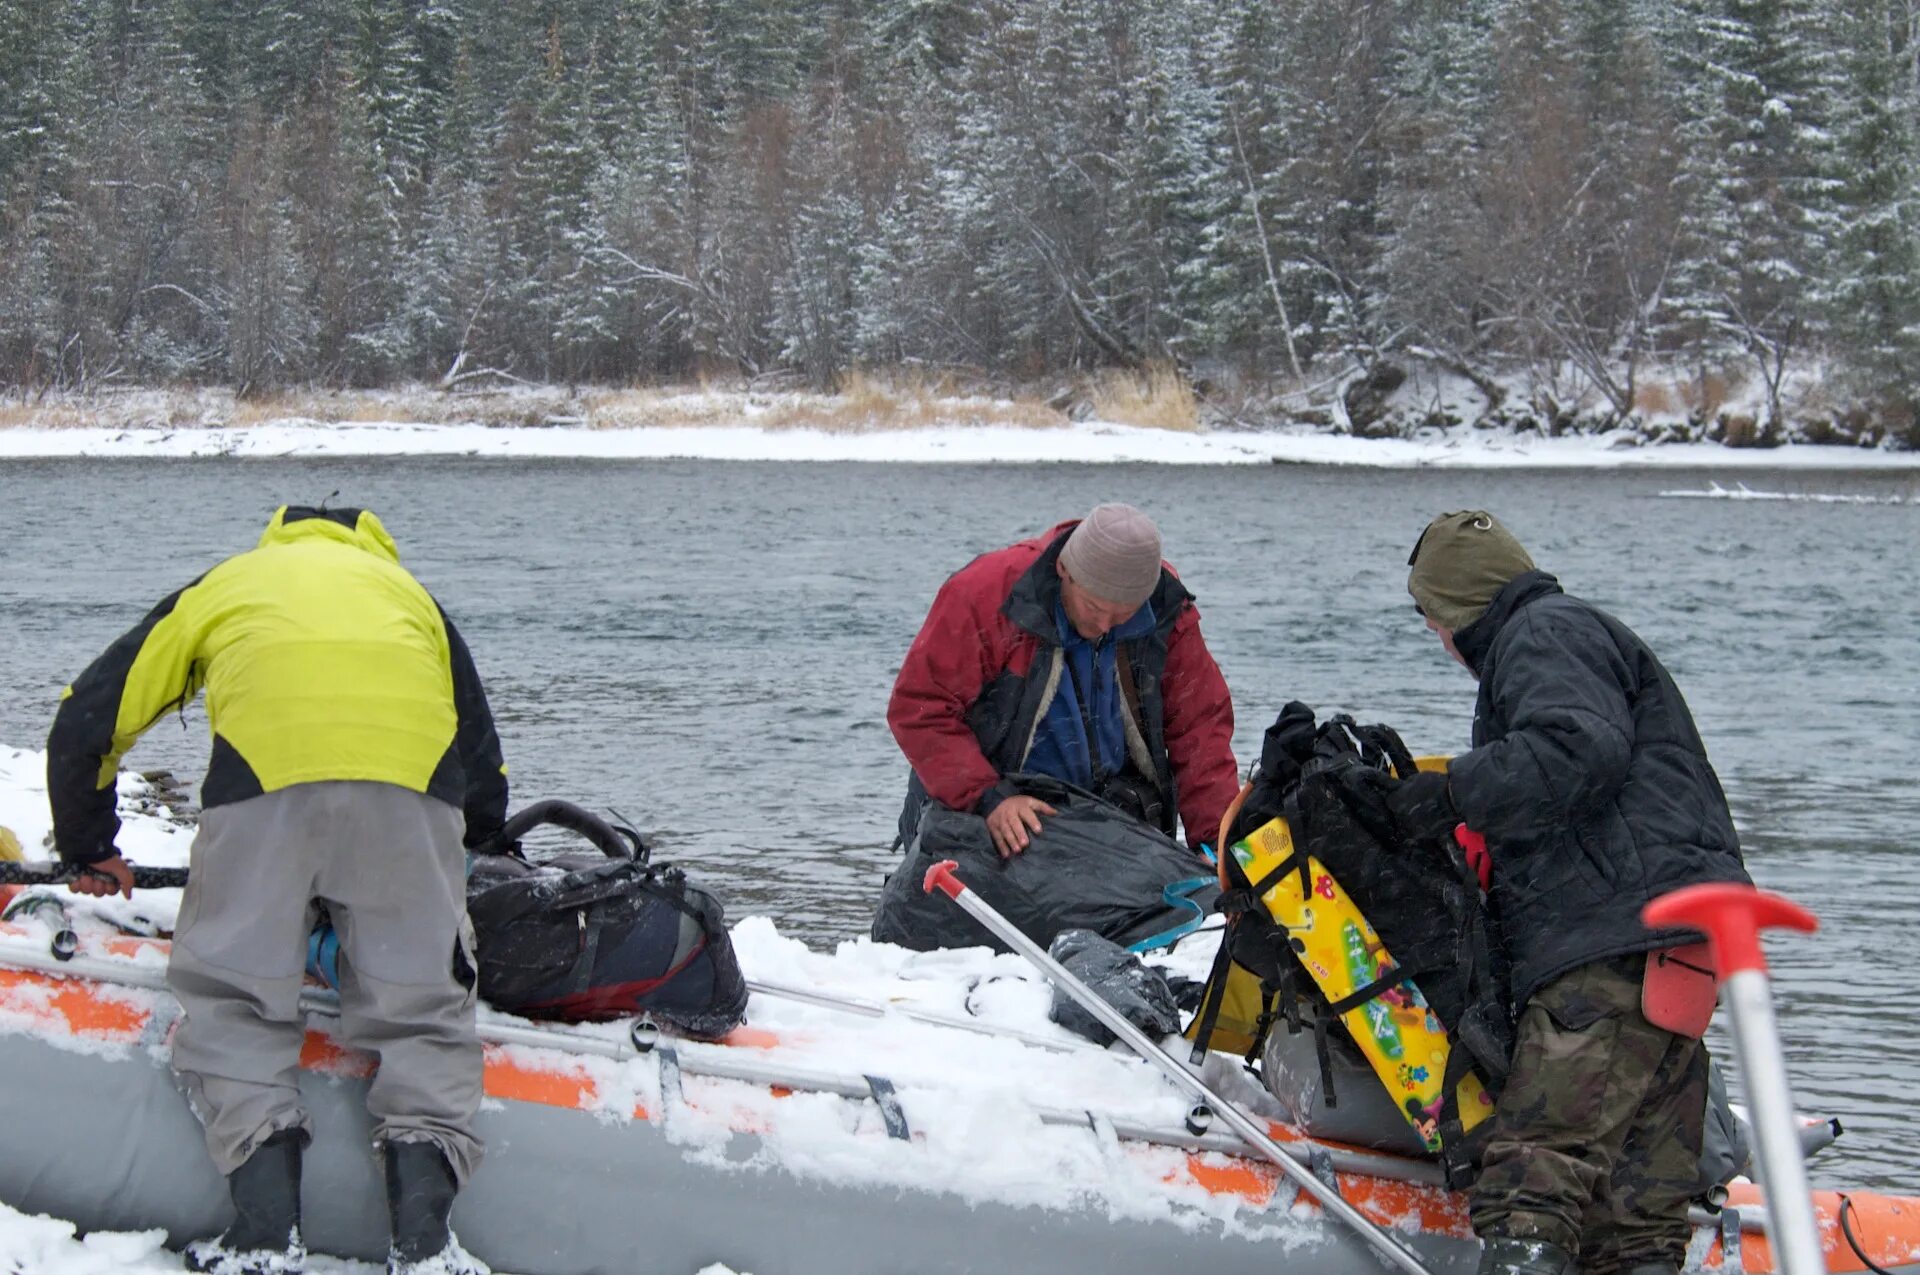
[1454,824,1491,891]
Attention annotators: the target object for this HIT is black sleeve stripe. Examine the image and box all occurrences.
[436,601,509,847]
[45,580,199,864]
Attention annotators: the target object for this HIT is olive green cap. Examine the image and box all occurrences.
[1406,510,1535,631]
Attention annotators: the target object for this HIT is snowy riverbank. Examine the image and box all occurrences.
[4,414,1920,469]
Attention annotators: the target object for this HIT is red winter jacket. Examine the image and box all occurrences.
[887,521,1238,851]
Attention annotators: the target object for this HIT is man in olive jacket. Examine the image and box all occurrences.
[1388,511,1750,1275]
[49,504,505,1275]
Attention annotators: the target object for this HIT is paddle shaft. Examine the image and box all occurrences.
[1723,970,1825,1275]
[924,861,1434,1275]
[1641,883,1826,1275]
[745,977,1102,1055]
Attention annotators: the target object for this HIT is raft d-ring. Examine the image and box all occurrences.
[629,1015,660,1055]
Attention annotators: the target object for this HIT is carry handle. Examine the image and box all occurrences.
[1642,883,1817,977]
[495,799,645,862]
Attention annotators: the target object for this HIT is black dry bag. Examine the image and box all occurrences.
[466,800,748,1039]
[872,773,1217,954]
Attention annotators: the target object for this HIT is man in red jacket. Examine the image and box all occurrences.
[888,503,1237,859]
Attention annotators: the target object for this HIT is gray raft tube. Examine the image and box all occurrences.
[0,938,1894,1275]
[1259,1020,1842,1193]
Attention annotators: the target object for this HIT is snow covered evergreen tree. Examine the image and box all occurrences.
[0,0,1907,441]
[1662,0,1844,433]
[1825,0,1920,407]
[1378,0,1505,376]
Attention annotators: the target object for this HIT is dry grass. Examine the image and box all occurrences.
[1084,362,1200,432]
[0,401,94,428]
[579,387,743,429]
[1676,369,1740,419]
[1630,380,1677,416]
[227,392,308,427]
[758,370,1062,433]
[1718,413,1764,446]
[0,377,1072,433]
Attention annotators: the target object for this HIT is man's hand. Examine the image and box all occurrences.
[986,795,1058,859]
[69,854,134,899]
[1386,771,1459,848]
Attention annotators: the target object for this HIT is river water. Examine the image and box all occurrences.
[0,457,1914,1189]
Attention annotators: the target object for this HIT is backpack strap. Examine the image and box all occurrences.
[1321,971,1411,1017]
[1352,722,1420,780]
[1245,853,1305,901]
[1431,1029,1498,1188]
[1244,975,1283,1070]
[1112,646,1158,783]
[1311,1010,1339,1108]
[1186,918,1241,1064]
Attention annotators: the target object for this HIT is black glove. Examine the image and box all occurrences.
[467,832,523,858]
[1386,770,1459,847]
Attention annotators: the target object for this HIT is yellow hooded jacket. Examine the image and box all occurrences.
[47,506,509,863]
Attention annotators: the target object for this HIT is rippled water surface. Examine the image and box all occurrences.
[1,457,1914,1189]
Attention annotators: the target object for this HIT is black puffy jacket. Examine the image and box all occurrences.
[1448,571,1751,1008]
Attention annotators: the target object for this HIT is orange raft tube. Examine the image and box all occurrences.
[0,918,1915,1275]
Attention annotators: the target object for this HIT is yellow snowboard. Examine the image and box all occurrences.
[1231,815,1493,1151]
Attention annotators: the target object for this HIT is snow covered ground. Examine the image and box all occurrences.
[2,414,1919,468]
[0,747,1256,1275]
[0,1205,747,1275]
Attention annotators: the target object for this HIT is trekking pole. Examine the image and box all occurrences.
[1642,884,1823,1275]
[922,859,1435,1275]
[0,859,189,890]
[744,977,1104,1055]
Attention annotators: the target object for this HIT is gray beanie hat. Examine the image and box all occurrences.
[1059,503,1164,606]
[1407,510,1535,631]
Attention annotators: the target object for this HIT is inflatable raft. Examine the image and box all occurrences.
[1,913,1916,1275]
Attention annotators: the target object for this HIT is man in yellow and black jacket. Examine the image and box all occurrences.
[47,504,506,1275]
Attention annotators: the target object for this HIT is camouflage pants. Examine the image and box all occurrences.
[1470,955,1709,1274]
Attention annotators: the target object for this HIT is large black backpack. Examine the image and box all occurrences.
[466,801,748,1040]
[1192,705,1513,1185]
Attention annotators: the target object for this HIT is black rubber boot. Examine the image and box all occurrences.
[1476,1236,1576,1275]
[1615,1265,1681,1275]
[384,1141,489,1275]
[184,1128,307,1274]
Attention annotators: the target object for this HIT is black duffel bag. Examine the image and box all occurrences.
[466,800,748,1039]
[871,774,1216,954]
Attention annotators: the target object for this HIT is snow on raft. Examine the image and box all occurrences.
[2,745,1917,1275]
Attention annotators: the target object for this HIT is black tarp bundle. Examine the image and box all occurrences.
[871,775,1217,954]
[1045,929,1182,1047]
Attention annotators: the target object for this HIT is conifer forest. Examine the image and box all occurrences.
[2,1,1915,439]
